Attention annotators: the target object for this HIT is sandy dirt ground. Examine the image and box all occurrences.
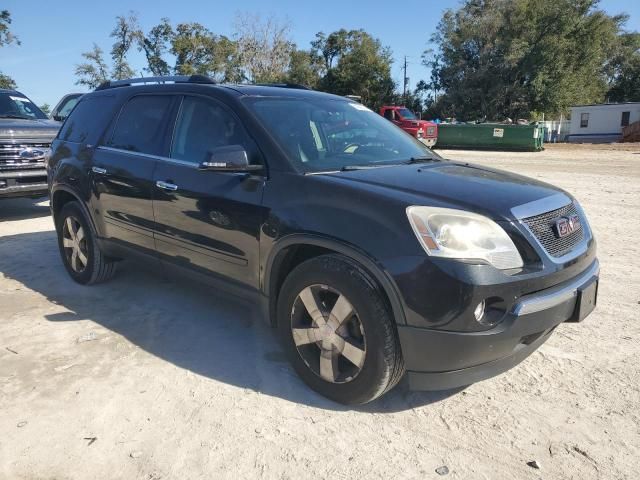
[0,143,638,479]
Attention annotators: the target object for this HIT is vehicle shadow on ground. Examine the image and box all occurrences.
[0,229,462,413]
[0,197,51,222]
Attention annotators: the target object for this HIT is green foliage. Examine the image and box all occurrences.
[171,22,240,82]
[0,10,19,47]
[39,103,51,116]
[138,18,173,76]
[606,32,640,102]
[0,10,18,90]
[0,72,17,89]
[428,0,630,120]
[312,29,396,110]
[75,43,110,89]
[283,49,323,88]
[110,12,139,80]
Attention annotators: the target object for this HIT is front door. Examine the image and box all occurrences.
[92,94,177,254]
[152,95,267,288]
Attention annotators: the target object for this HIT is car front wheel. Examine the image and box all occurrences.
[278,254,405,405]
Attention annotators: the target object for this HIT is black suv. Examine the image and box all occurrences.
[1,89,60,199]
[48,76,599,404]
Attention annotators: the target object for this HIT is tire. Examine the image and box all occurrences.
[55,201,117,285]
[277,254,405,405]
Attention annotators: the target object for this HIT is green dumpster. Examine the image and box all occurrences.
[434,123,545,151]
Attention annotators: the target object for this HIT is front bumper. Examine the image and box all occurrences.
[419,137,437,147]
[398,259,599,390]
[0,169,48,198]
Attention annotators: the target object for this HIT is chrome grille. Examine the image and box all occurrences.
[0,143,50,170]
[522,203,584,257]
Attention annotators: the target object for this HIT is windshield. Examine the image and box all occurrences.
[398,108,417,120]
[0,92,47,120]
[245,97,437,173]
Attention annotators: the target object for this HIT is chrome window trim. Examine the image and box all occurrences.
[512,260,599,316]
[97,146,198,168]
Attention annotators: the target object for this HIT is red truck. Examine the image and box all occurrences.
[380,106,438,147]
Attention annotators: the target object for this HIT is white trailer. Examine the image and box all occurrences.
[568,102,640,143]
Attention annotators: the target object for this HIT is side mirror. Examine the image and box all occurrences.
[52,114,66,122]
[198,145,263,172]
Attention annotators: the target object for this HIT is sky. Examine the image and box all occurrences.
[2,0,639,107]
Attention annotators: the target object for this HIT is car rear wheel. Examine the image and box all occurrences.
[55,202,117,285]
[278,254,405,405]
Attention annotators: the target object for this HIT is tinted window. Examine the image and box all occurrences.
[171,96,257,164]
[58,96,115,144]
[621,111,630,127]
[108,95,173,156]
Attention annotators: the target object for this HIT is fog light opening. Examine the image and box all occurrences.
[474,300,486,322]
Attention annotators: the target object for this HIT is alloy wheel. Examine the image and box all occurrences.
[62,216,88,273]
[290,284,366,384]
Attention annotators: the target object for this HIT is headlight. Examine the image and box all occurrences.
[406,206,523,270]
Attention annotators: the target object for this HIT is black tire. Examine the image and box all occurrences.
[277,254,405,405]
[55,201,117,285]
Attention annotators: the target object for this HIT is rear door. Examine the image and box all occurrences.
[92,94,178,255]
[152,95,267,288]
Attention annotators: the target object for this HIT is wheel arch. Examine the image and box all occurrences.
[264,234,407,328]
[50,186,97,235]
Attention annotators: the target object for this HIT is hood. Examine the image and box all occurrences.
[0,118,61,142]
[324,161,569,220]
[400,119,436,127]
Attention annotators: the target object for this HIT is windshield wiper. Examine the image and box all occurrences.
[405,156,438,164]
[340,164,394,171]
[0,114,33,120]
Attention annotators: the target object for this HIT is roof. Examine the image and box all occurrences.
[92,76,348,101]
[571,102,640,108]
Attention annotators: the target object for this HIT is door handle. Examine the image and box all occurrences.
[156,180,178,191]
[92,166,107,175]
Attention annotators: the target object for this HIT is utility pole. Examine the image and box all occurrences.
[403,56,408,103]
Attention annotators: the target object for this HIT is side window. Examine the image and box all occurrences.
[56,96,81,119]
[108,95,173,156]
[58,96,115,144]
[621,111,630,127]
[383,109,394,120]
[171,96,258,164]
[580,113,589,128]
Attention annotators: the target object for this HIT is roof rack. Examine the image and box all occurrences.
[253,83,311,90]
[95,75,215,91]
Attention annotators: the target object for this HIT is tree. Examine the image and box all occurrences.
[312,29,396,110]
[138,17,173,76]
[171,22,241,82]
[75,44,110,88]
[0,10,19,47]
[606,32,640,102]
[110,12,140,80]
[284,49,322,87]
[0,10,19,89]
[39,103,51,116]
[428,0,629,120]
[0,72,16,89]
[234,13,294,83]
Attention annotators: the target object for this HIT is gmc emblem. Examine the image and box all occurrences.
[553,214,581,238]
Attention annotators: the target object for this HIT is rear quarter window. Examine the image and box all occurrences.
[58,95,116,144]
